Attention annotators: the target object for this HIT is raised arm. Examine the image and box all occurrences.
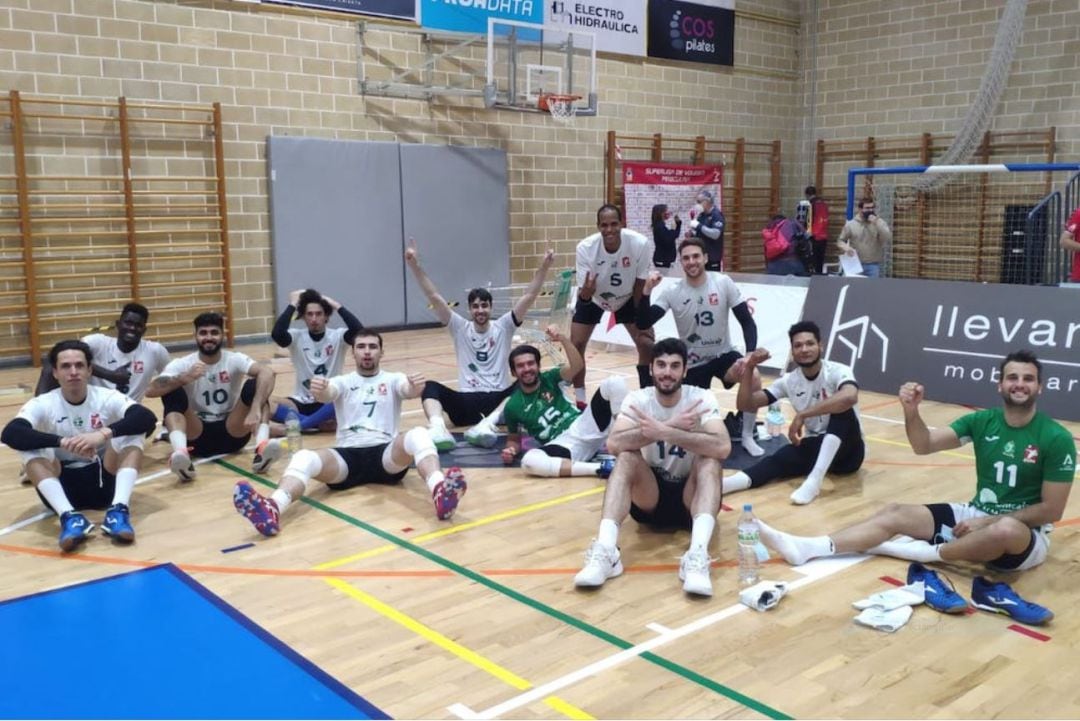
[731,301,757,352]
[551,325,584,383]
[898,382,960,455]
[736,348,773,411]
[145,362,205,398]
[512,249,555,321]
[271,289,302,347]
[635,271,666,330]
[404,237,453,326]
[322,293,364,334]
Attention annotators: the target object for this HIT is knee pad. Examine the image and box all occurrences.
[162,387,189,415]
[420,381,443,402]
[521,449,564,477]
[240,378,257,406]
[283,449,325,491]
[403,426,437,464]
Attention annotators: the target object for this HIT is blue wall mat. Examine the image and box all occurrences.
[0,564,388,720]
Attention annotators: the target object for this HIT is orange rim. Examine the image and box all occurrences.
[537,93,582,112]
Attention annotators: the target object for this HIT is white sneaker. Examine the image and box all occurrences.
[252,439,282,474]
[464,419,498,448]
[679,548,713,597]
[430,426,456,452]
[169,450,196,482]
[574,540,623,588]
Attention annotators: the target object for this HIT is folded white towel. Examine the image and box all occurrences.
[852,581,925,611]
[739,580,789,612]
[854,605,913,632]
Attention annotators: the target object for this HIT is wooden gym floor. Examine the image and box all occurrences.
[1,327,1078,719]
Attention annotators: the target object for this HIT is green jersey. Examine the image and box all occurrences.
[504,368,580,443]
[950,408,1076,516]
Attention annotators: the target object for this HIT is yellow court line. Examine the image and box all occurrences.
[315,485,605,571]
[324,577,594,720]
[866,435,975,460]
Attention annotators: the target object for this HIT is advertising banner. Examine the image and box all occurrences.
[622,161,723,241]
[647,0,734,67]
[265,0,416,20]
[547,1,646,56]
[802,276,1080,421]
[420,0,542,33]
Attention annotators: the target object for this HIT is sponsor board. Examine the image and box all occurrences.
[265,0,416,19]
[547,1,646,56]
[421,0,542,33]
[802,276,1080,421]
[647,0,734,67]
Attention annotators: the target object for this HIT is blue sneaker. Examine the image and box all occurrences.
[907,562,968,614]
[595,457,616,479]
[971,576,1053,625]
[58,511,94,552]
[101,503,135,543]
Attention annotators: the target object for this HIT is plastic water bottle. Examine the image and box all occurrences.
[285,409,302,457]
[766,404,784,437]
[737,503,761,587]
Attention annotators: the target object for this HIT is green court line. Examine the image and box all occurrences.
[217,459,792,720]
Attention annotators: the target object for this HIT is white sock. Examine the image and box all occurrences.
[598,518,620,549]
[169,430,188,454]
[38,477,75,515]
[270,488,292,514]
[689,513,715,551]
[867,539,943,563]
[574,386,586,403]
[425,470,445,493]
[429,416,448,432]
[570,461,601,476]
[740,412,764,457]
[756,519,834,566]
[723,471,751,494]
[791,434,842,505]
[255,423,270,445]
[111,467,137,505]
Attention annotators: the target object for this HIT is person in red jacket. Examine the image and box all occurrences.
[804,186,830,275]
[1059,206,1080,282]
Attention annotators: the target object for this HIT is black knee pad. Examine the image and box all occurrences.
[240,377,257,406]
[162,387,189,415]
[421,381,445,402]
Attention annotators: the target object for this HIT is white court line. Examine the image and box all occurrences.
[646,622,672,635]
[448,553,870,720]
[0,453,226,538]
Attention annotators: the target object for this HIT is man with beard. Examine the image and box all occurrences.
[726,320,864,505]
[404,239,555,450]
[231,330,467,536]
[146,312,276,481]
[755,351,1074,606]
[636,238,765,457]
[574,338,728,597]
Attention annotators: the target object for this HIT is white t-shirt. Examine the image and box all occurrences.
[160,351,256,422]
[650,272,745,366]
[767,360,860,437]
[328,370,409,448]
[17,386,135,466]
[576,228,654,312]
[449,312,518,391]
[619,385,723,483]
[286,327,349,403]
[82,333,171,401]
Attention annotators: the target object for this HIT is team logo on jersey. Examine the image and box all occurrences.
[1022,445,1039,464]
[708,293,719,305]
[378,383,387,396]
[1003,440,1016,458]
[540,391,554,402]
[133,360,144,373]
[621,257,631,267]
[1061,454,1076,472]
[314,349,322,358]
[73,416,85,429]
[326,345,334,356]
[90,413,103,430]
[219,370,230,383]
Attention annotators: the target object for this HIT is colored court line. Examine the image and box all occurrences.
[1007,624,1051,642]
[216,459,792,720]
[221,543,255,554]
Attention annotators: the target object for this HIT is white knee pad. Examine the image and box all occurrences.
[521,449,564,477]
[283,449,326,490]
[403,426,438,464]
[599,376,629,414]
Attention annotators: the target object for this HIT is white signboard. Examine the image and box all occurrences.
[548,1,646,57]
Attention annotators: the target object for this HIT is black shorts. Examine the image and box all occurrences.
[191,420,250,458]
[421,383,514,426]
[326,444,408,491]
[572,298,637,326]
[685,350,743,390]
[924,503,1037,571]
[36,462,116,512]
[288,399,326,417]
[629,469,692,530]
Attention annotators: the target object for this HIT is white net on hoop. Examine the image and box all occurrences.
[547,97,576,124]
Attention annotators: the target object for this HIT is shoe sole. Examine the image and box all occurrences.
[170,454,196,482]
[575,559,624,588]
[59,525,95,553]
[101,524,135,543]
[925,602,969,614]
[233,483,279,537]
[682,579,714,597]
[434,472,467,520]
[434,439,456,452]
[972,601,1053,625]
[464,435,498,449]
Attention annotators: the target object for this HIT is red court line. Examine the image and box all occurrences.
[1007,624,1051,642]
[861,398,899,412]
[879,575,903,586]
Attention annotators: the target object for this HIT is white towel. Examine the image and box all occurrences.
[854,605,913,632]
[852,581,925,611]
[739,580,789,612]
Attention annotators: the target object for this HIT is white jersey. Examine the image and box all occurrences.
[449,312,518,391]
[619,386,722,483]
[576,228,654,312]
[767,360,860,437]
[286,327,349,403]
[328,370,409,448]
[16,386,135,466]
[161,350,256,422]
[82,333,171,401]
[651,272,744,367]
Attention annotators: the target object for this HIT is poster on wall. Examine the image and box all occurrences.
[420,0,542,33]
[265,0,416,20]
[621,161,723,253]
[546,1,646,57]
[647,0,734,67]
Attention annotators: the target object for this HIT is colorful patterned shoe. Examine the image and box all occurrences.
[233,481,280,537]
[432,467,467,520]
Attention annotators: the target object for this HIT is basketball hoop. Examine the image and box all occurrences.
[537,93,581,124]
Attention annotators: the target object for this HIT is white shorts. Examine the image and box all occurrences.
[944,503,1050,572]
[548,408,608,463]
[20,434,145,466]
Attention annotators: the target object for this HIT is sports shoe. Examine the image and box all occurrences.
[58,511,94,552]
[464,419,499,449]
[574,540,623,588]
[233,481,280,537]
[430,426,456,452]
[432,467,467,520]
[907,562,968,614]
[169,450,196,482]
[971,576,1053,626]
[101,503,135,543]
[252,439,282,474]
[679,547,713,596]
[595,457,616,479]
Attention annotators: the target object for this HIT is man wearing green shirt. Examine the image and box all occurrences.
[501,325,626,477]
[754,350,1075,576]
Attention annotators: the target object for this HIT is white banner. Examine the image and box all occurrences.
[579,273,808,371]
[547,1,646,57]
